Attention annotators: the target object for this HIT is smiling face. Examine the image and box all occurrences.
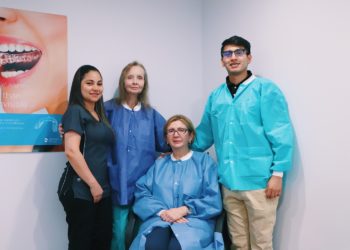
[124,65,145,97]
[0,7,67,114]
[221,44,251,78]
[81,70,103,109]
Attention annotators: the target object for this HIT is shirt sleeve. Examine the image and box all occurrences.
[153,109,170,153]
[62,105,84,135]
[260,83,294,172]
[132,162,168,220]
[183,154,222,219]
[192,95,215,152]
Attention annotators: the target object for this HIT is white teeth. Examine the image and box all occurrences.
[16,44,24,52]
[8,44,16,52]
[24,45,31,52]
[0,43,38,53]
[1,70,27,78]
[0,44,9,52]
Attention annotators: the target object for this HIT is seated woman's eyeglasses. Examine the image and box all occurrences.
[167,128,188,136]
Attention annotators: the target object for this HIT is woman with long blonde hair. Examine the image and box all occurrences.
[104,61,169,250]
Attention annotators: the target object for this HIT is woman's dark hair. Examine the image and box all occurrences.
[220,35,251,58]
[115,61,150,108]
[68,65,110,126]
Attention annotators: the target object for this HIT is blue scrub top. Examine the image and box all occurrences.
[104,99,169,205]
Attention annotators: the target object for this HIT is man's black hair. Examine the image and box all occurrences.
[221,35,251,58]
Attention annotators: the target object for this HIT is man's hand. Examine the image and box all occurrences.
[265,175,282,199]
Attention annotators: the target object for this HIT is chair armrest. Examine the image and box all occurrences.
[215,210,226,233]
[125,211,137,249]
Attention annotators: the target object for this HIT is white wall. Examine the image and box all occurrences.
[0,1,203,249]
[2,0,350,249]
[202,0,350,249]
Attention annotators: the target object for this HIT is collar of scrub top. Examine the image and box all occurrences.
[241,72,256,86]
[225,70,253,86]
[122,101,142,111]
[226,70,255,97]
[170,150,193,161]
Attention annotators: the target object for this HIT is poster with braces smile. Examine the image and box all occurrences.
[0,7,67,152]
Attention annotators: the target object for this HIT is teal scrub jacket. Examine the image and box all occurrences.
[192,75,294,191]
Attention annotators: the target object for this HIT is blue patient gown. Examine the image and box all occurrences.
[130,151,224,250]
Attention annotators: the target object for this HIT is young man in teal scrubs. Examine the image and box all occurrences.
[192,35,294,250]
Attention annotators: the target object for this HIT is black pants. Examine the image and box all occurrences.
[59,189,112,250]
[145,226,182,250]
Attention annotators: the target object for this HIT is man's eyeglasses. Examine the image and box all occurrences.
[166,128,188,136]
[222,48,246,58]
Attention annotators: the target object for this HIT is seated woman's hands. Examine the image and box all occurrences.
[173,217,189,223]
[160,206,189,223]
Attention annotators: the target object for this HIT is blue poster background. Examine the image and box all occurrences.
[0,114,62,145]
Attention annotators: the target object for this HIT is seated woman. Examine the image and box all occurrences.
[130,115,223,250]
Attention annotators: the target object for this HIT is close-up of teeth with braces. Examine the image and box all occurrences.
[0,43,42,79]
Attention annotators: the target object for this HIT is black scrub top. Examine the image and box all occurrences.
[62,104,114,201]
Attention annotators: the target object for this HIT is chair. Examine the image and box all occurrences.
[215,210,231,249]
[125,211,141,249]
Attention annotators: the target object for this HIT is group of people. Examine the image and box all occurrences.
[57,35,294,250]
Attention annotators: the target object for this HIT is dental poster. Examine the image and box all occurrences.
[0,7,67,152]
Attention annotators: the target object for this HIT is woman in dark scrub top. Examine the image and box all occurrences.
[58,65,114,250]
